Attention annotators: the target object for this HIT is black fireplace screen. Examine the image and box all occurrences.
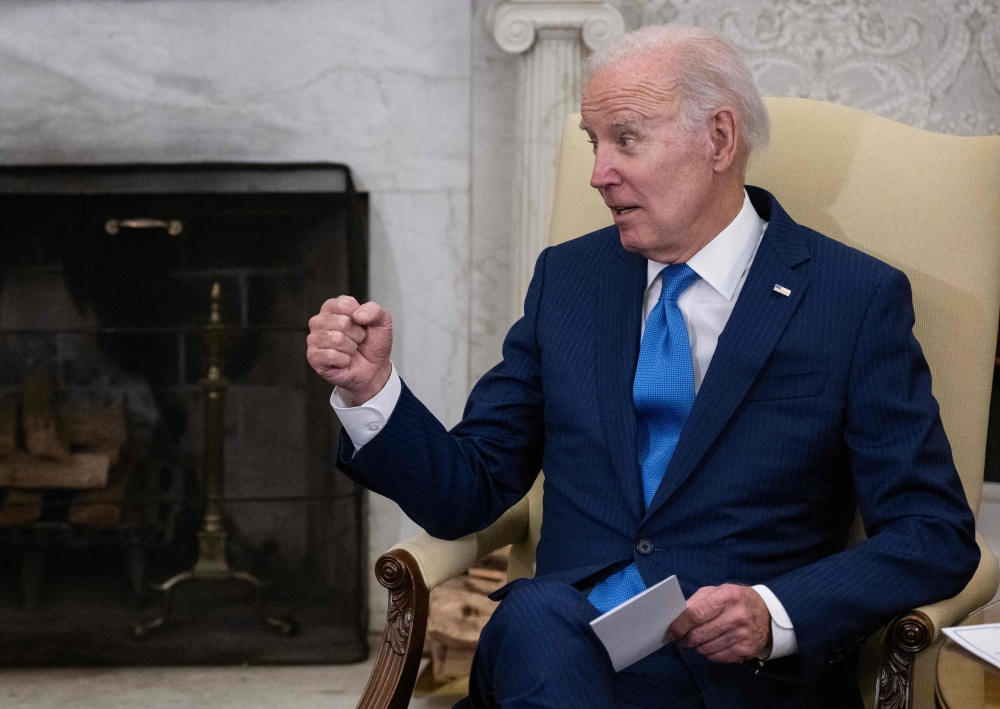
[0,164,368,665]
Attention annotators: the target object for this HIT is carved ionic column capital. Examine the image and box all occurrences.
[491,1,625,54]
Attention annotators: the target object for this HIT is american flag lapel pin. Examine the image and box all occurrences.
[773,284,791,297]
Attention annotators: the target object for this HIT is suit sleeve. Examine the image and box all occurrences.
[335,248,550,540]
[764,267,979,680]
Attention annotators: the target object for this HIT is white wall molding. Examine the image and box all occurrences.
[489,0,623,312]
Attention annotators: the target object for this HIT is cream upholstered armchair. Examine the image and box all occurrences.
[356,98,1000,709]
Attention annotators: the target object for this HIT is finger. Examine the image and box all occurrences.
[328,314,367,343]
[309,313,367,343]
[320,295,360,316]
[705,646,749,664]
[678,606,741,648]
[668,586,724,641]
[308,330,360,356]
[691,626,746,657]
[669,586,717,639]
[352,301,389,327]
[308,348,351,370]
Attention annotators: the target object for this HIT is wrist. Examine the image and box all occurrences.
[349,364,393,405]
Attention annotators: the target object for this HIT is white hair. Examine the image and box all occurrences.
[588,25,770,157]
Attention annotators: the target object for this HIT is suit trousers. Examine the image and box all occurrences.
[457,578,704,709]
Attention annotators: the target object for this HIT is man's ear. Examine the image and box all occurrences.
[709,107,739,173]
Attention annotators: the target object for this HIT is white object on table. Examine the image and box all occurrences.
[943,623,1000,670]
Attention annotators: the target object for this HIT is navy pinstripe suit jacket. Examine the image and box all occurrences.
[339,187,978,698]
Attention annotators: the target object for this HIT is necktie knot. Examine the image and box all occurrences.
[659,263,699,302]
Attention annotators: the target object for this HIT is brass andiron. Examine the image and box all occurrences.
[135,282,297,638]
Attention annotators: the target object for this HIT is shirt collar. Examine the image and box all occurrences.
[646,189,765,300]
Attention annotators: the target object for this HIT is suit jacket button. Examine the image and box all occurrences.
[636,539,653,555]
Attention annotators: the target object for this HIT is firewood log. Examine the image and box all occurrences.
[0,489,42,526]
[60,405,128,464]
[67,439,136,528]
[0,450,110,489]
[22,368,70,461]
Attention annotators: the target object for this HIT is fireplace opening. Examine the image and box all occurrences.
[0,164,368,665]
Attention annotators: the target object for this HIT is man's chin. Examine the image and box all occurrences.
[617,229,646,253]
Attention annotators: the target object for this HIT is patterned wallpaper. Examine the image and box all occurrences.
[609,0,1000,135]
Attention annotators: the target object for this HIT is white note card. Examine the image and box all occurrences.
[943,624,1000,671]
[589,574,688,672]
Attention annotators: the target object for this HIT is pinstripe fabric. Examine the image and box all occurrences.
[589,265,699,614]
[468,579,703,709]
[339,188,978,707]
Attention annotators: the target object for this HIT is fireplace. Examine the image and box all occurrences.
[0,164,368,665]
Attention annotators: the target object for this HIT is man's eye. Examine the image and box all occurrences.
[588,140,598,153]
[618,135,635,148]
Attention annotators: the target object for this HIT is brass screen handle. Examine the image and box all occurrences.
[105,218,183,236]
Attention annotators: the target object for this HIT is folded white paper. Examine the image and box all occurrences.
[943,623,1000,670]
[589,574,688,672]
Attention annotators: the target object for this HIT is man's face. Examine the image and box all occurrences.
[580,53,717,261]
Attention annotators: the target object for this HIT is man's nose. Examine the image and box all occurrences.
[590,149,620,189]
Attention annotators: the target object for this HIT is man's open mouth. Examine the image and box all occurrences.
[611,206,638,215]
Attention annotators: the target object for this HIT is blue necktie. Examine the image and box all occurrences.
[589,264,700,614]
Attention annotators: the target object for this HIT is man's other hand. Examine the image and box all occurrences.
[667,584,772,663]
[307,296,393,404]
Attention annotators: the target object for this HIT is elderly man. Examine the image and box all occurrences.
[307,26,978,709]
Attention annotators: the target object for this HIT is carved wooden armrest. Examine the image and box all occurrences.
[875,610,934,709]
[357,549,430,709]
[874,532,999,709]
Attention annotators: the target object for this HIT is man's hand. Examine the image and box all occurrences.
[307,295,393,404]
[667,584,772,663]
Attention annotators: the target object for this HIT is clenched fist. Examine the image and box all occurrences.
[307,295,393,404]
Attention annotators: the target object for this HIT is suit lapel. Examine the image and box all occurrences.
[643,194,812,523]
[596,237,647,521]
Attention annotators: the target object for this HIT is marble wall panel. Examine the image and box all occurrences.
[470,0,520,387]
[369,190,471,430]
[0,0,471,192]
[364,188,471,626]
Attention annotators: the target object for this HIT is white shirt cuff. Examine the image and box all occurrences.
[751,584,798,660]
[329,363,402,450]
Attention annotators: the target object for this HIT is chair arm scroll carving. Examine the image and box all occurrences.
[874,611,933,709]
[357,548,430,709]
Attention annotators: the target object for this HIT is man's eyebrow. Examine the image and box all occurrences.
[579,115,645,133]
[610,115,644,130]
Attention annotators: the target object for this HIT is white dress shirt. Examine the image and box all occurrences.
[331,189,797,660]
